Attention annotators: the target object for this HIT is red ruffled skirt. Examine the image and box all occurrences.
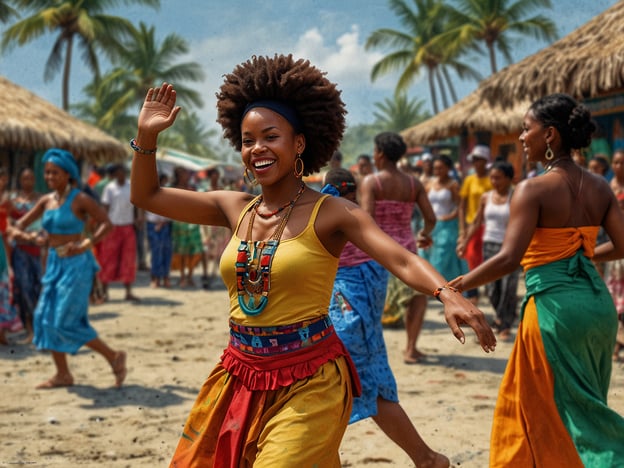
[170,316,360,468]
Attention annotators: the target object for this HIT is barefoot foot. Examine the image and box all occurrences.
[125,294,141,303]
[112,351,127,388]
[403,349,427,364]
[36,374,74,389]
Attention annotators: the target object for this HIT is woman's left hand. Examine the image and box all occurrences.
[137,83,181,137]
[439,287,496,353]
[416,230,433,249]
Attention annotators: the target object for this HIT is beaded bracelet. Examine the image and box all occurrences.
[130,138,157,155]
[433,285,459,303]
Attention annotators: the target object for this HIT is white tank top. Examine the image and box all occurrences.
[483,191,511,244]
[428,186,456,218]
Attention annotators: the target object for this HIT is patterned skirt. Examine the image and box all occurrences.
[170,316,359,467]
[329,260,397,423]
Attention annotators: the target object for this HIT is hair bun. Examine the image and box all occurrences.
[568,104,596,150]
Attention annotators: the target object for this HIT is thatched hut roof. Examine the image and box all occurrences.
[480,1,624,107]
[402,1,624,145]
[0,76,127,163]
[401,90,531,146]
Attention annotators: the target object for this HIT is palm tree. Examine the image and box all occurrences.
[443,0,558,74]
[0,1,18,23]
[366,0,480,114]
[158,111,218,160]
[1,0,160,110]
[91,21,204,129]
[373,93,431,132]
[72,79,138,140]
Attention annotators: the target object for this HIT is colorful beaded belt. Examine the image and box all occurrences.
[229,315,334,356]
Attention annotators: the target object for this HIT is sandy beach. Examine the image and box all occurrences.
[1,270,622,467]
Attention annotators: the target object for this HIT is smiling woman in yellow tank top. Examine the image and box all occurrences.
[130,54,496,468]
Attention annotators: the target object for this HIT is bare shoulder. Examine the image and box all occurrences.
[315,193,362,228]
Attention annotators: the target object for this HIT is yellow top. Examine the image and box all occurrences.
[459,173,492,224]
[220,195,339,326]
[520,226,598,271]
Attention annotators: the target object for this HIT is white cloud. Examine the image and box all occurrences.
[293,25,397,90]
[186,21,428,130]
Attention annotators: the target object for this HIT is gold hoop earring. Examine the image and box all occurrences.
[294,154,304,178]
[244,168,258,187]
[545,143,554,160]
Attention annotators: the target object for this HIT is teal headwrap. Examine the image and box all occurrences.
[42,148,80,183]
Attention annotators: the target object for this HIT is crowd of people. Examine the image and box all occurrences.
[0,52,622,466]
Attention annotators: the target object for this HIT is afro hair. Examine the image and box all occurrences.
[216,54,346,176]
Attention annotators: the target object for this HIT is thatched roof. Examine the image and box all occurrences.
[402,1,624,145]
[402,90,531,146]
[480,1,624,107]
[0,76,127,163]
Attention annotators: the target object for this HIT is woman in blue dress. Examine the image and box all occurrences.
[13,149,127,389]
[325,168,449,467]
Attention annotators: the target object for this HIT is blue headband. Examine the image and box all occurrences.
[242,100,303,133]
[42,148,80,183]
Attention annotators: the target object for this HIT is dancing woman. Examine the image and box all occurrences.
[450,94,624,466]
[130,55,495,467]
[13,149,127,389]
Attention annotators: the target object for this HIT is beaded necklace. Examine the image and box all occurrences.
[236,184,306,315]
[254,184,305,218]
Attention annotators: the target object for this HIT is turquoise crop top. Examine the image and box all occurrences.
[42,188,85,235]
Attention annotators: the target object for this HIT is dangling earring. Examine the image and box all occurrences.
[294,154,304,178]
[545,142,554,160]
[244,167,258,186]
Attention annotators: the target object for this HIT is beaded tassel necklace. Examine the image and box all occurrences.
[236,183,305,315]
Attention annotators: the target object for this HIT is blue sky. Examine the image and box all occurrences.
[0,0,618,134]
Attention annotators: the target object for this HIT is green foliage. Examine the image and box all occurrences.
[339,123,383,165]
[439,0,558,73]
[1,0,161,110]
[366,0,479,114]
[373,93,431,132]
[76,21,204,134]
[0,1,18,23]
[157,111,218,160]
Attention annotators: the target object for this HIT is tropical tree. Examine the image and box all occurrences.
[1,0,160,110]
[442,0,558,73]
[157,111,218,160]
[90,21,204,130]
[366,0,480,114]
[339,123,382,164]
[72,79,138,140]
[0,1,18,23]
[373,93,431,132]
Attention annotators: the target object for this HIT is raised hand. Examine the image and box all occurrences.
[137,83,181,136]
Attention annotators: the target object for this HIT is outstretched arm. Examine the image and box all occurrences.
[322,197,496,352]
[450,182,536,292]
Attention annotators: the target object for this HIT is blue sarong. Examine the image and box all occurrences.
[33,248,99,354]
[329,260,397,423]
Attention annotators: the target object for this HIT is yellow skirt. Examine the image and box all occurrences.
[170,356,353,468]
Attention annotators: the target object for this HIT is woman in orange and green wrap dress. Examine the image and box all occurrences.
[450,94,624,467]
[130,55,496,468]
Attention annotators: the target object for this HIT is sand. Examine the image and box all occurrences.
[1,270,622,467]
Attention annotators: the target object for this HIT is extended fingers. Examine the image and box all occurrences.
[145,83,176,104]
[445,315,466,344]
[466,312,497,352]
